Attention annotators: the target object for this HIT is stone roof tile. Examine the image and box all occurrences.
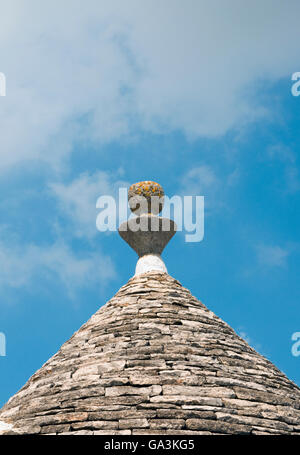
[0,272,299,435]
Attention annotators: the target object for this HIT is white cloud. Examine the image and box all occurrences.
[284,166,300,194]
[256,244,289,267]
[267,144,300,193]
[50,170,129,238]
[1,0,300,172]
[179,165,221,214]
[267,144,296,163]
[237,330,252,345]
[181,166,219,196]
[237,327,264,355]
[179,164,239,214]
[0,237,116,298]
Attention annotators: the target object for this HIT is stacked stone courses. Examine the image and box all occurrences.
[0,272,299,435]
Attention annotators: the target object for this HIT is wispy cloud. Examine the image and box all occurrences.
[237,328,252,345]
[0,236,116,300]
[256,244,289,268]
[179,164,240,215]
[267,144,297,163]
[237,327,265,356]
[266,144,300,194]
[284,166,300,194]
[50,170,129,239]
[1,1,300,174]
[181,166,219,196]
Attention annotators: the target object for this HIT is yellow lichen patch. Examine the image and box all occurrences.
[128,181,165,214]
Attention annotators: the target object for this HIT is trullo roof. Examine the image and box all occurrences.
[1,181,299,435]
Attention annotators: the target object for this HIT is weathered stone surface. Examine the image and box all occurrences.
[0,272,299,435]
[162,385,235,398]
[94,430,131,435]
[105,385,161,397]
[186,418,251,434]
[150,395,223,407]
[88,410,156,421]
[215,412,291,432]
[40,424,71,434]
[71,421,118,430]
[65,430,93,435]
[98,360,126,374]
[129,374,161,385]
[157,409,216,420]
[132,429,211,435]
[119,418,149,429]
[31,412,88,426]
[149,419,185,429]
[234,387,298,407]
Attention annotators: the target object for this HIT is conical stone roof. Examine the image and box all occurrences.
[1,181,299,435]
[1,272,300,435]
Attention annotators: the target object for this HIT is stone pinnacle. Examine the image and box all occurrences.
[118,181,176,276]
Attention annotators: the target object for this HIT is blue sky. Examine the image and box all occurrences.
[0,0,300,406]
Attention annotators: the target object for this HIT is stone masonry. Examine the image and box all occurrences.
[0,272,299,435]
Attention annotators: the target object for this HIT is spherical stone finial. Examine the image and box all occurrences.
[128,181,165,215]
